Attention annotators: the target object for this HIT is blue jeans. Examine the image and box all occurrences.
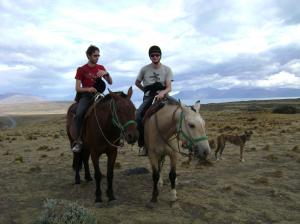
[75,93,93,140]
[136,95,154,147]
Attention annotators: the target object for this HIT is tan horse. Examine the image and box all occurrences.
[144,100,211,206]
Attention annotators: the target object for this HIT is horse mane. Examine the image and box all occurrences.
[84,91,128,119]
[101,91,128,103]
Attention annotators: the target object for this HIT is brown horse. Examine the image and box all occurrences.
[66,87,138,207]
[144,100,211,207]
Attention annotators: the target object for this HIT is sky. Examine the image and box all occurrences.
[0,0,300,101]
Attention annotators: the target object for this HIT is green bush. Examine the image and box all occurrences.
[37,199,97,224]
[272,105,297,114]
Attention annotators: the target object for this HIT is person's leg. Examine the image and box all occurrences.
[136,96,153,154]
[73,94,91,152]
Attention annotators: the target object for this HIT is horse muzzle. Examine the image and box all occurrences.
[125,129,139,145]
[194,143,211,160]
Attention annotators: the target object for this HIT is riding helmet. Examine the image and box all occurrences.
[148,45,162,56]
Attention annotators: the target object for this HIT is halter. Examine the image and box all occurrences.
[154,103,208,156]
[110,99,136,135]
[176,111,208,152]
[94,97,136,148]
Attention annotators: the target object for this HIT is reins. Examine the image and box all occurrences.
[93,96,136,148]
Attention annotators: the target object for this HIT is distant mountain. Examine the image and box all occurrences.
[173,87,300,101]
[0,94,46,104]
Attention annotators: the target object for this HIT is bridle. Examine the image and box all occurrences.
[176,110,208,153]
[154,103,208,156]
[94,97,136,148]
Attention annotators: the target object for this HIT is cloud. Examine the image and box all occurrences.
[0,0,299,100]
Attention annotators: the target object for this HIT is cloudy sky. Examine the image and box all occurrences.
[1,0,300,101]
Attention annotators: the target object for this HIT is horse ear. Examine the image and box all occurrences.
[108,88,118,99]
[127,86,133,99]
[194,100,201,113]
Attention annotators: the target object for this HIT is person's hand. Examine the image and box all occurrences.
[87,87,97,93]
[96,70,107,78]
[155,92,165,101]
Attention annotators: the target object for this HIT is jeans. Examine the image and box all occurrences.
[136,95,154,147]
[75,93,93,141]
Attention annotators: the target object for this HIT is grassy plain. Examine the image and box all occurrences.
[0,99,299,223]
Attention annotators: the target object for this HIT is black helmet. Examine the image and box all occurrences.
[148,45,161,56]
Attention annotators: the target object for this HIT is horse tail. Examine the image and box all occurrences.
[72,152,83,171]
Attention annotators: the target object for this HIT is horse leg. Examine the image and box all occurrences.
[91,153,103,206]
[169,153,177,202]
[73,152,82,184]
[240,146,245,162]
[106,150,117,202]
[148,154,160,203]
[219,143,225,160]
[83,152,92,182]
[158,156,165,187]
[215,145,220,160]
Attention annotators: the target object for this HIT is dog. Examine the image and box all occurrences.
[215,130,253,162]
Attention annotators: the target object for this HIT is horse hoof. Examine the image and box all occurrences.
[146,201,156,209]
[95,202,104,208]
[108,199,118,207]
[75,180,80,184]
[240,159,245,162]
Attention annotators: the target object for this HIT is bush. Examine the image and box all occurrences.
[272,105,297,114]
[246,104,265,112]
[37,199,97,224]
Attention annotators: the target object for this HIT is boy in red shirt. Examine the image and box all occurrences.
[72,45,112,152]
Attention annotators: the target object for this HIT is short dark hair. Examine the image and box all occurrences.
[86,45,99,57]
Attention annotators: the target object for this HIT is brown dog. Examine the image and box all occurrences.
[215,130,253,162]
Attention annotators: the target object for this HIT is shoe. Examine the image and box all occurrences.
[138,147,147,156]
[72,142,82,153]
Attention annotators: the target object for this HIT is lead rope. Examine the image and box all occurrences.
[93,99,122,148]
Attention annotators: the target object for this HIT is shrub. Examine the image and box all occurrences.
[246,104,265,112]
[37,199,97,224]
[272,105,297,114]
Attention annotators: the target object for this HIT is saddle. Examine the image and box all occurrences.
[142,96,180,124]
[68,93,104,141]
[142,100,165,124]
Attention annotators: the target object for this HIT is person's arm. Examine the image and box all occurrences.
[103,73,112,84]
[135,79,144,92]
[75,79,97,93]
[156,79,172,100]
[97,70,112,84]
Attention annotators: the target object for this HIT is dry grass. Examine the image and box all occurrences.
[0,99,300,224]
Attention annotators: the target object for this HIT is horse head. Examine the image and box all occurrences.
[108,87,139,144]
[178,100,211,160]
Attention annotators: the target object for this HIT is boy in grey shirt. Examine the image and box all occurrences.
[135,45,174,155]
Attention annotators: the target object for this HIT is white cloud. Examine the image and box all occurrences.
[0,0,300,100]
[255,71,300,88]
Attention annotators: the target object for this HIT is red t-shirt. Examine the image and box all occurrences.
[75,64,106,87]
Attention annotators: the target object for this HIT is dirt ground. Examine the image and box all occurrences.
[0,99,299,224]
